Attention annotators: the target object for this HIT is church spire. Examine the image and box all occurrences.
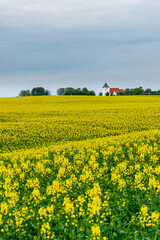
[102,83,110,88]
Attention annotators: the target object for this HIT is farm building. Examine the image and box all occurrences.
[102,83,124,96]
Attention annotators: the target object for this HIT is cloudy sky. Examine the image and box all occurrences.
[0,0,160,97]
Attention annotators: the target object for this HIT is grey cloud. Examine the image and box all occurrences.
[0,0,160,97]
[0,0,160,31]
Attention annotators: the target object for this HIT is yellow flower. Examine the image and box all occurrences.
[63,197,74,215]
[0,214,2,225]
[92,224,101,237]
[41,222,51,234]
[1,202,8,215]
[88,195,102,216]
[150,212,159,226]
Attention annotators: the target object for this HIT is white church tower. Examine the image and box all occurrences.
[102,83,110,96]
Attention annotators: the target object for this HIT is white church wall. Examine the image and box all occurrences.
[102,87,110,96]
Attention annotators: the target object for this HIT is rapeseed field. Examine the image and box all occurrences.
[0,95,160,239]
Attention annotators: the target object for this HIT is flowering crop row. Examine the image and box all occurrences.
[0,96,160,239]
[0,96,160,153]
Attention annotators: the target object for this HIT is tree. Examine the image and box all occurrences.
[19,90,24,97]
[135,87,144,95]
[57,87,95,96]
[64,89,73,95]
[19,90,31,97]
[82,88,89,95]
[124,87,144,95]
[19,88,51,97]
[124,88,130,95]
[45,89,51,95]
[74,88,82,95]
[117,92,125,96]
[144,88,152,94]
[57,87,75,95]
[57,88,65,95]
[89,90,96,96]
[31,87,46,96]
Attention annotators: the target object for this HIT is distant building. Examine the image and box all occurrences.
[110,88,124,95]
[102,83,110,96]
[102,83,124,96]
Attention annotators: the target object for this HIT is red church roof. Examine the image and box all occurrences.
[110,88,124,93]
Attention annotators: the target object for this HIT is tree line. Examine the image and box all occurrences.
[19,87,51,96]
[57,87,95,95]
[19,86,160,97]
[117,87,160,96]
[99,87,160,96]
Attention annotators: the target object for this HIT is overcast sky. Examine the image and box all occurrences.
[0,0,160,97]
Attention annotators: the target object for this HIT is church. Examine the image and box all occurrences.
[102,83,124,96]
